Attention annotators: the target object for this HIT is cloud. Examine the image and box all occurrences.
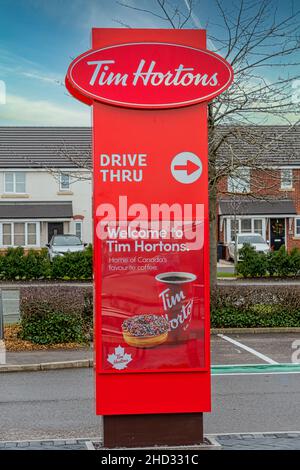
[181,0,216,50]
[24,0,130,30]
[21,71,63,85]
[183,0,202,28]
[0,47,63,85]
[2,94,90,126]
[0,47,38,69]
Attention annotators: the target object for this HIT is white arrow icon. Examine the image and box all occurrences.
[171,152,202,184]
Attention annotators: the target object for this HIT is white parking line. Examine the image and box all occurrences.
[218,334,279,365]
[213,371,300,376]
[85,441,95,450]
[207,431,300,436]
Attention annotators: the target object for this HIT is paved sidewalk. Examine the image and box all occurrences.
[216,433,300,450]
[1,433,300,450]
[0,347,93,372]
[0,438,89,450]
[6,348,92,365]
[2,331,300,371]
[217,260,234,274]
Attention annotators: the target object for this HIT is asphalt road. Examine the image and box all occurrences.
[1,333,299,440]
[0,368,299,441]
[0,368,100,441]
[207,373,300,434]
[212,333,300,364]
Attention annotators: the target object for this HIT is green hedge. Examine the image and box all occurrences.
[18,282,300,345]
[19,286,93,344]
[211,284,300,328]
[0,246,92,281]
[20,312,86,344]
[51,245,92,280]
[0,247,51,280]
[237,244,300,278]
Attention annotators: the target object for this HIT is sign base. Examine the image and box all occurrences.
[103,413,203,448]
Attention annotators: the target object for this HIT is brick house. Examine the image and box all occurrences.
[217,126,300,257]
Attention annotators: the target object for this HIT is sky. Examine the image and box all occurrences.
[0,0,299,126]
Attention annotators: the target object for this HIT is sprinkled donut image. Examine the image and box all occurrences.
[122,314,169,348]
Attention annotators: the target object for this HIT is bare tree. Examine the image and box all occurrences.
[115,0,194,29]
[4,1,297,286]
[115,0,300,287]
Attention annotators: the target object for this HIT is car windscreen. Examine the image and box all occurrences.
[238,235,265,244]
[52,236,82,246]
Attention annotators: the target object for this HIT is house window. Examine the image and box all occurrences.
[75,221,82,240]
[2,223,12,245]
[230,219,239,242]
[254,219,263,236]
[281,169,293,190]
[240,218,251,233]
[4,172,26,193]
[27,223,37,245]
[14,223,25,246]
[1,222,38,247]
[59,174,70,191]
[228,218,265,242]
[227,168,250,194]
[295,218,300,237]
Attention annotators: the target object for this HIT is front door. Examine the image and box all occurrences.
[48,222,64,242]
[270,218,285,251]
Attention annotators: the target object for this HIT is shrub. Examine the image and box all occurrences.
[211,285,300,328]
[24,248,51,279]
[0,247,51,280]
[265,251,277,277]
[0,247,27,280]
[0,246,92,280]
[18,283,300,342]
[51,245,92,280]
[289,248,300,276]
[271,246,291,277]
[19,286,93,344]
[20,312,85,344]
[237,245,300,278]
[237,244,267,277]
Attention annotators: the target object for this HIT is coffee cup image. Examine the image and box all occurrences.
[155,272,197,341]
[155,272,197,285]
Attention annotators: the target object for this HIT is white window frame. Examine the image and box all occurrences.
[226,217,266,243]
[294,217,300,238]
[59,173,70,191]
[13,222,26,247]
[4,172,26,194]
[26,222,39,246]
[281,168,293,190]
[2,223,13,246]
[0,221,40,247]
[253,219,263,236]
[227,168,250,194]
[75,221,83,241]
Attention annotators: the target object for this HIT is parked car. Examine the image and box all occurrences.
[46,234,87,261]
[228,232,270,261]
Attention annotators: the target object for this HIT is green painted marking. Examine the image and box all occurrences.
[212,363,300,374]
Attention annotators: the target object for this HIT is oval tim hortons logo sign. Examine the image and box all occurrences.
[66,42,234,109]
